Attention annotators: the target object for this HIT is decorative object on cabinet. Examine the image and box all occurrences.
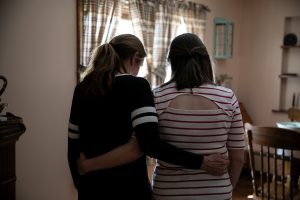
[0,75,7,97]
[213,18,234,59]
[0,75,8,114]
[273,16,300,113]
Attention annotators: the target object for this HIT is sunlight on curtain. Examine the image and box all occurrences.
[80,0,209,84]
[128,0,156,82]
[151,1,180,87]
[114,18,148,78]
[151,1,209,87]
[81,0,122,67]
[164,17,187,83]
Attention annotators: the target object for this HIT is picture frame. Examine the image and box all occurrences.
[213,18,234,59]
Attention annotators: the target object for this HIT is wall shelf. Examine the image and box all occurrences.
[272,109,287,113]
[273,16,300,112]
[279,74,300,78]
[281,45,300,49]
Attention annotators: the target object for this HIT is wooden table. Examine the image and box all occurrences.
[276,122,300,159]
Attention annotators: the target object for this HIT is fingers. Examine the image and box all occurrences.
[77,153,86,165]
[209,154,230,165]
[207,166,228,176]
[131,135,137,140]
[212,153,229,161]
[201,154,230,176]
[80,152,87,158]
[77,152,87,175]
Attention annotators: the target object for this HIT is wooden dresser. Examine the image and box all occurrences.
[0,113,25,200]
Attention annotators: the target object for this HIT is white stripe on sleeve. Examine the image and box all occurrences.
[68,132,80,139]
[131,106,156,119]
[68,122,79,131]
[132,116,158,128]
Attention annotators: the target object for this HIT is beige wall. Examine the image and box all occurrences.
[238,0,300,125]
[0,0,77,199]
[0,0,299,199]
[200,0,244,97]
[198,0,300,125]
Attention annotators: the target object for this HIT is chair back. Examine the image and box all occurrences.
[288,108,300,122]
[245,123,300,200]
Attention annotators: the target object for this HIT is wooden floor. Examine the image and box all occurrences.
[148,162,254,200]
[232,169,254,200]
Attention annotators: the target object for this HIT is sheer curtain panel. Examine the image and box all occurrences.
[81,0,122,70]
[128,0,156,82]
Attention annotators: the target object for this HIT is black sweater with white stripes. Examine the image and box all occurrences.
[68,74,203,198]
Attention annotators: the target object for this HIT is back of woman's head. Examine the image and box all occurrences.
[109,34,146,61]
[167,33,214,90]
[82,34,146,95]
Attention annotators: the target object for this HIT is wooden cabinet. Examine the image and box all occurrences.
[0,114,25,200]
[273,16,300,112]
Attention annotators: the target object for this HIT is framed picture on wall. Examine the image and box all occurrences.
[213,18,234,59]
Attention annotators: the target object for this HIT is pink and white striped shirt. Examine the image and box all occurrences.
[152,82,245,200]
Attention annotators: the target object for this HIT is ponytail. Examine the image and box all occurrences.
[82,43,122,96]
[165,33,214,90]
[80,34,146,96]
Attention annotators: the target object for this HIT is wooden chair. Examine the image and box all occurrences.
[245,123,300,200]
[239,102,254,169]
[288,108,300,122]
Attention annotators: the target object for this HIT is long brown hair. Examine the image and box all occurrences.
[82,34,146,96]
[164,33,214,90]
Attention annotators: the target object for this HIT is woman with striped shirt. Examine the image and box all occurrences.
[151,33,245,200]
